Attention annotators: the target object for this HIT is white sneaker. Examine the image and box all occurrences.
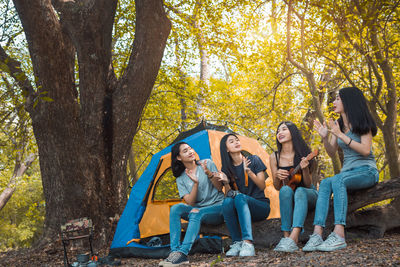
[239,241,255,257]
[274,237,299,252]
[316,232,347,252]
[302,233,323,252]
[226,241,242,257]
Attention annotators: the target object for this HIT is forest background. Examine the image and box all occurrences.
[0,0,399,251]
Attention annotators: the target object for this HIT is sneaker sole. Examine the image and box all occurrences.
[317,243,347,252]
[302,246,320,252]
[274,247,298,253]
[162,260,189,266]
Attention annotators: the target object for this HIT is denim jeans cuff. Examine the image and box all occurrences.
[334,221,346,226]
[291,224,304,229]
[313,222,325,228]
[177,249,188,256]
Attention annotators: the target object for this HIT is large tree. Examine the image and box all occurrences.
[1,0,171,245]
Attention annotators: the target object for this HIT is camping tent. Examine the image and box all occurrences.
[110,122,279,258]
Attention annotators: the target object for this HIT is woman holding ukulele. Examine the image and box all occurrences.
[303,87,379,252]
[270,121,318,252]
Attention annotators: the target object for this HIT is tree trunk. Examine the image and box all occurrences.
[194,19,210,120]
[12,0,171,247]
[174,37,188,130]
[380,124,399,177]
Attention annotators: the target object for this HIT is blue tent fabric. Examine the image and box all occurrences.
[110,130,213,252]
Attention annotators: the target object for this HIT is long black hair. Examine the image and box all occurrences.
[276,121,313,168]
[171,142,187,177]
[337,87,377,136]
[219,133,251,183]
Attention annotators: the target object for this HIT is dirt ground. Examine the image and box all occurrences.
[1,232,399,266]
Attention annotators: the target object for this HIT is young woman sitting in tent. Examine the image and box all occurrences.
[269,121,318,252]
[159,142,224,266]
[217,133,270,257]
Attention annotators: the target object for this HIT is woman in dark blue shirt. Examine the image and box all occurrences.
[217,133,270,257]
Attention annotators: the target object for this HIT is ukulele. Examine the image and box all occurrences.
[282,149,318,190]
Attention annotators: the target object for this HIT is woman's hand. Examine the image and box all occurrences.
[314,120,329,138]
[200,160,212,177]
[276,169,289,180]
[300,157,309,170]
[243,156,251,173]
[215,171,229,185]
[328,119,341,137]
[185,169,198,184]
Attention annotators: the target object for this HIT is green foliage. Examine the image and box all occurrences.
[0,171,44,251]
[0,1,42,249]
[153,168,180,201]
[210,254,224,266]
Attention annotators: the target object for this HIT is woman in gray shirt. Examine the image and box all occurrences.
[159,142,224,266]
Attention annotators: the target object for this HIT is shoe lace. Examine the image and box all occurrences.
[324,233,340,245]
[230,241,241,249]
[241,242,253,250]
[308,234,322,246]
[278,238,289,247]
[168,252,182,262]
[285,238,297,248]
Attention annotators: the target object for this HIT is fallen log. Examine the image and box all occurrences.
[187,178,400,248]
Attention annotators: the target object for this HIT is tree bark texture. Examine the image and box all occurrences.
[12,0,171,246]
[193,178,400,247]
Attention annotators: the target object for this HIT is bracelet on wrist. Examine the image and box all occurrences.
[347,138,353,146]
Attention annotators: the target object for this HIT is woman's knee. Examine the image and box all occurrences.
[279,186,294,201]
[294,187,307,202]
[188,208,203,222]
[319,177,333,190]
[170,203,187,216]
[222,197,235,213]
[233,193,247,205]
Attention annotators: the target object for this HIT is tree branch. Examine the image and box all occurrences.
[286,1,308,73]
[0,44,35,111]
[0,153,36,211]
[113,0,171,155]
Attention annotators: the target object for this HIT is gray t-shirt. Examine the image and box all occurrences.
[337,131,377,172]
[176,159,224,208]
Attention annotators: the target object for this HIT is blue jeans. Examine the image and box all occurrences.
[169,202,224,255]
[279,185,318,232]
[313,165,379,227]
[222,193,270,242]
